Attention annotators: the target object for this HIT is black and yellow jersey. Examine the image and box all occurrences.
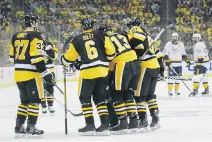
[127,26,160,69]
[106,31,137,63]
[43,40,58,73]
[62,29,116,79]
[9,30,45,82]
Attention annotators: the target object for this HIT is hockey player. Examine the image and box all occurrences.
[163,32,189,96]
[9,13,55,137]
[61,18,116,136]
[98,24,141,134]
[189,33,210,96]
[40,32,58,114]
[126,17,163,131]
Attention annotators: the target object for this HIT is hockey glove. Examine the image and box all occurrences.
[165,61,171,66]
[163,55,171,66]
[41,69,55,85]
[186,59,191,67]
[74,60,82,70]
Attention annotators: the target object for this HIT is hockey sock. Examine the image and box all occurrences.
[46,85,54,106]
[81,103,94,125]
[113,102,127,120]
[107,101,118,126]
[47,96,54,106]
[96,101,109,124]
[202,75,209,89]
[193,82,199,90]
[203,82,209,89]
[168,83,173,93]
[136,102,147,119]
[147,99,159,116]
[17,104,28,124]
[125,100,137,118]
[41,98,47,108]
[175,83,180,91]
[27,104,39,125]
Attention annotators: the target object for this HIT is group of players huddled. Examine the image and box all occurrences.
[9,12,209,138]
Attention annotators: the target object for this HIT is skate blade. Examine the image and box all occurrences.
[128,128,140,134]
[202,93,211,97]
[15,133,25,139]
[42,111,47,114]
[78,131,96,136]
[49,112,55,116]
[96,130,110,136]
[25,133,44,139]
[138,127,150,133]
[189,94,196,97]
[110,129,128,135]
[150,124,161,131]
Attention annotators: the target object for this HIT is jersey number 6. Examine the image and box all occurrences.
[85,40,98,60]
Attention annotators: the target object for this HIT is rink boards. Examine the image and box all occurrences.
[1,61,212,88]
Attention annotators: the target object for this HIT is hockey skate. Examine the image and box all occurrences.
[110,118,128,135]
[26,125,44,138]
[175,90,180,96]
[48,106,55,114]
[96,124,110,136]
[202,88,209,96]
[128,117,139,134]
[168,91,173,98]
[137,118,149,132]
[15,119,26,138]
[41,107,47,114]
[150,110,161,131]
[189,89,198,97]
[78,124,96,136]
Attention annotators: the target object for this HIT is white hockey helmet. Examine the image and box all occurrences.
[192,33,201,41]
[171,32,179,42]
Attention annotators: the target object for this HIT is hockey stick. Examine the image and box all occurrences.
[169,66,192,92]
[164,76,192,81]
[44,89,83,117]
[62,36,73,135]
[139,28,165,60]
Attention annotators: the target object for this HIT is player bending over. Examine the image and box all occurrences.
[98,24,141,134]
[126,17,163,131]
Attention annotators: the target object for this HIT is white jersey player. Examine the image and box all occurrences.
[189,33,210,96]
[163,32,189,96]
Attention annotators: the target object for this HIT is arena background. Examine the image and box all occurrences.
[1,0,212,86]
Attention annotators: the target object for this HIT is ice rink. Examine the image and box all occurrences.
[1,79,212,141]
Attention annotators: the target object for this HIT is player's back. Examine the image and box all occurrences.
[106,32,137,63]
[9,31,44,82]
[72,30,109,79]
[127,26,160,68]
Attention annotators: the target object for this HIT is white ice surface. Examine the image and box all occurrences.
[0,79,212,141]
